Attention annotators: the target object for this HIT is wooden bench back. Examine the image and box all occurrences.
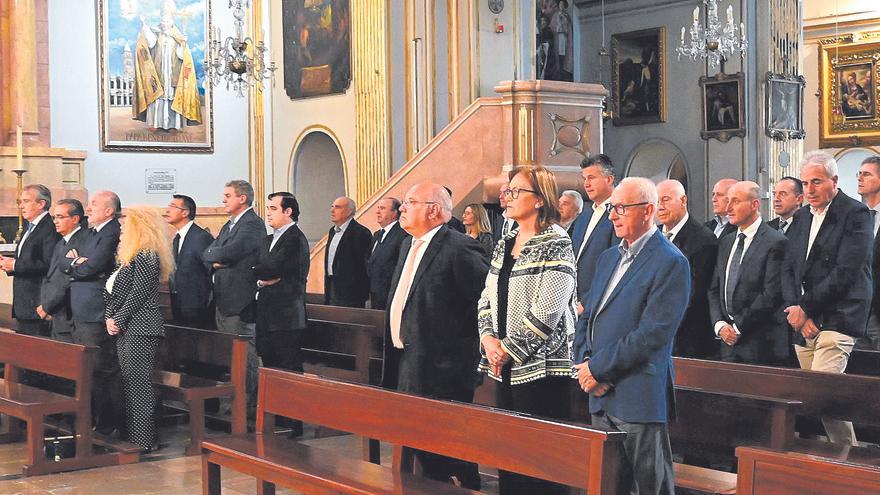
[301,304,385,385]
[849,349,880,376]
[674,357,880,426]
[256,368,625,493]
[0,330,95,398]
[159,324,249,379]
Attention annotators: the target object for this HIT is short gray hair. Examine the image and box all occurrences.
[95,190,122,218]
[225,180,255,206]
[433,187,453,213]
[23,184,51,211]
[801,150,839,178]
[657,179,686,197]
[619,177,658,207]
[560,190,584,213]
[343,197,357,217]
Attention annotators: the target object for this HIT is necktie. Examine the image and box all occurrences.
[389,239,426,348]
[725,233,747,313]
[778,219,788,232]
[17,222,35,254]
[172,233,180,262]
[372,229,385,253]
[664,231,674,241]
[872,210,879,238]
[334,225,342,234]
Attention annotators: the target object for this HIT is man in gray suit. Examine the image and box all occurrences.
[203,180,264,409]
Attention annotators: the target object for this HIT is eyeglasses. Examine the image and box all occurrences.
[402,199,438,207]
[501,187,538,199]
[606,202,649,216]
[167,204,188,211]
[52,215,72,220]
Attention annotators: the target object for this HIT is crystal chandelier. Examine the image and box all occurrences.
[676,1,747,70]
[206,0,276,96]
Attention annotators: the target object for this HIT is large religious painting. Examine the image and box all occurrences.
[818,34,880,148]
[536,0,573,81]
[282,0,352,99]
[699,72,745,142]
[98,0,213,152]
[611,27,666,126]
[766,72,806,141]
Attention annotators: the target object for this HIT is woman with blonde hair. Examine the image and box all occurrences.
[104,205,174,452]
[461,202,495,259]
[477,165,577,494]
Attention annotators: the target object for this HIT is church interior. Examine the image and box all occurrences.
[1,0,880,493]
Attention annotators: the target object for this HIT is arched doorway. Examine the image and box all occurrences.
[835,147,879,197]
[625,139,690,192]
[291,129,347,244]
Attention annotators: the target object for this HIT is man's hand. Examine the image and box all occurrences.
[65,249,79,259]
[106,318,120,335]
[801,318,820,340]
[212,262,228,269]
[577,302,584,316]
[591,382,612,397]
[36,305,49,320]
[0,256,13,272]
[785,305,807,330]
[719,325,740,346]
[259,278,281,287]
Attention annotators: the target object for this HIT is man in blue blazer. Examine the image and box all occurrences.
[164,194,215,327]
[573,177,689,495]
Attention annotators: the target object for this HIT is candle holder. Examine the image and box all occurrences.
[12,168,26,244]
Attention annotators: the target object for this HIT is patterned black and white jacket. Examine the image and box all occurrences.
[104,250,164,337]
[477,225,577,384]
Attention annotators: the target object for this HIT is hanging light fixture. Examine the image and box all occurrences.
[676,0,747,70]
[206,0,276,96]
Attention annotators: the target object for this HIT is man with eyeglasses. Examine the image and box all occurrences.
[856,155,880,350]
[492,186,518,244]
[0,184,60,337]
[573,177,689,495]
[163,194,214,327]
[383,183,489,490]
[38,199,89,342]
[656,179,718,359]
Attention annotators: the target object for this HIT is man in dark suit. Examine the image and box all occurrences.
[1,184,60,336]
[254,192,310,372]
[558,189,584,232]
[783,151,872,446]
[442,187,467,233]
[491,188,517,244]
[709,182,789,364]
[163,194,214,327]
[324,196,372,307]
[574,177,689,495]
[367,197,407,310]
[37,199,88,342]
[383,183,489,490]
[569,154,620,363]
[856,156,880,350]
[656,179,718,359]
[63,190,122,433]
[203,180,265,409]
[768,176,803,235]
[705,178,738,238]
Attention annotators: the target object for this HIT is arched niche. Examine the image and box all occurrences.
[291,129,347,244]
[835,147,879,197]
[625,139,690,192]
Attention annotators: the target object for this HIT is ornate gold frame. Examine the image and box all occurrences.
[818,33,880,148]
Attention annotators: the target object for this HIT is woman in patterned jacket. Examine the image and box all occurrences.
[478,165,578,494]
[104,205,174,452]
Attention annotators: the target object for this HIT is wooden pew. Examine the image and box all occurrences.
[154,324,248,455]
[202,368,626,495]
[736,443,880,495]
[301,303,385,385]
[848,349,880,376]
[0,331,139,476]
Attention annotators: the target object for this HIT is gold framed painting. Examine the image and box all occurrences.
[97,0,214,152]
[818,34,880,148]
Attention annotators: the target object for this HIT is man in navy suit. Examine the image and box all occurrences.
[783,151,873,446]
[367,197,408,310]
[63,190,122,433]
[856,156,880,350]
[164,194,214,327]
[573,177,689,495]
[1,184,60,337]
[569,154,620,364]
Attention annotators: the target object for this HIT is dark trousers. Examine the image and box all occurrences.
[15,318,51,337]
[496,374,571,495]
[591,413,674,495]
[50,315,75,343]
[215,309,258,412]
[256,329,304,372]
[325,277,365,308]
[170,295,215,329]
[117,333,160,450]
[72,320,123,432]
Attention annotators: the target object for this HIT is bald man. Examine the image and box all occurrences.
[324,197,372,307]
[383,183,489,490]
[705,178,738,238]
[656,179,718,359]
[709,181,789,364]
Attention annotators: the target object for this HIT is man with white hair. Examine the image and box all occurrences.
[574,177,689,495]
[783,150,872,446]
[558,189,583,232]
[656,179,718,359]
[324,196,372,307]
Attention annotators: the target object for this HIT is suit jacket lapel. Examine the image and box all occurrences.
[407,227,446,300]
[589,248,620,318]
[387,239,411,306]
[597,233,661,315]
[804,201,840,273]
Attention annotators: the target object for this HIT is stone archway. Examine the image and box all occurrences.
[291,130,346,244]
[625,139,690,193]
[835,147,879,197]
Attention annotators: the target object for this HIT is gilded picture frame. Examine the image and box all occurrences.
[611,27,667,126]
[97,0,214,152]
[699,72,745,142]
[818,34,880,148]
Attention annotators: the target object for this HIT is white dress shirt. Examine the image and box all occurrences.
[712,215,731,238]
[714,216,762,336]
[576,201,610,261]
[17,210,49,255]
[175,221,195,254]
[63,226,82,243]
[269,221,296,251]
[372,221,397,252]
[388,223,444,348]
[663,212,690,243]
[326,218,352,276]
[806,196,835,261]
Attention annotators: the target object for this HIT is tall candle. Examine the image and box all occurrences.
[726,5,734,25]
[681,26,686,44]
[16,126,23,171]
[693,6,699,23]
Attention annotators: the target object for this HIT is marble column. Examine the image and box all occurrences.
[1,0,47,146]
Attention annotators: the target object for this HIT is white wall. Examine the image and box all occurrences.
[48,0,250,209]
